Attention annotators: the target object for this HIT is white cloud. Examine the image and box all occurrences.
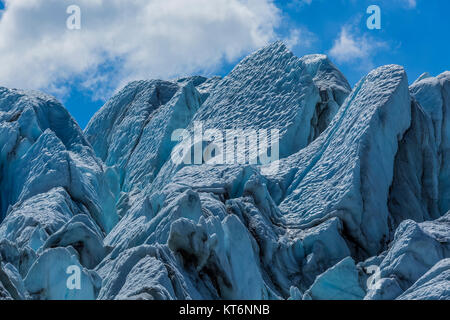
[329,26,388,69]
[283,27,315,50]
[0,0,281,98]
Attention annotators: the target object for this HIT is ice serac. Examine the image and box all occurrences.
[387,72,450,231]
[1,41,449,300]
[190,42,349,160]
[0,87,117,300]
[147,43,350,199]
[0,188,83,252]
[104,162,353,298]
[176,76,222,102]
[304,257,365,300]
[364,213,450,300]
[96,244,198,300]
[410,72,450,214]
[89,43,353,300]
[275,65,411,257]
[99,209,271,300]
[300,54,351,139]
[0,87,118,233]
[397,259,450,300]
[168,214,268,300]
[387,100,440,227]
[0,260,28,299]
[24,247,101,300]
[98,166,273,299]
[85,79,203,216]
[40,214,108,269]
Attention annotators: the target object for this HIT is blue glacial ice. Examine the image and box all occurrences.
[0,42,449,300]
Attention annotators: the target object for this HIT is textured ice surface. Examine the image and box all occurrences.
[191,43,307,158]
[85,80,202,198]
[275,65,412,257]
[364,213,450,299]
[410,72,450,214]
[147,43,350,198]
[24,247,101,300]
[0,88,118,232]
[388,100,440,227]
[304,257,365,300]
[0,42,449,300]
[0,87,115,300]
[187,42,350,159]
[398,258,450,300]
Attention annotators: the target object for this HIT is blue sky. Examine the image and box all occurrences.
[277,0,450,85]
[0,0,448,128]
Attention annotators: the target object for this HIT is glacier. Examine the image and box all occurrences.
[0,42,449,300]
